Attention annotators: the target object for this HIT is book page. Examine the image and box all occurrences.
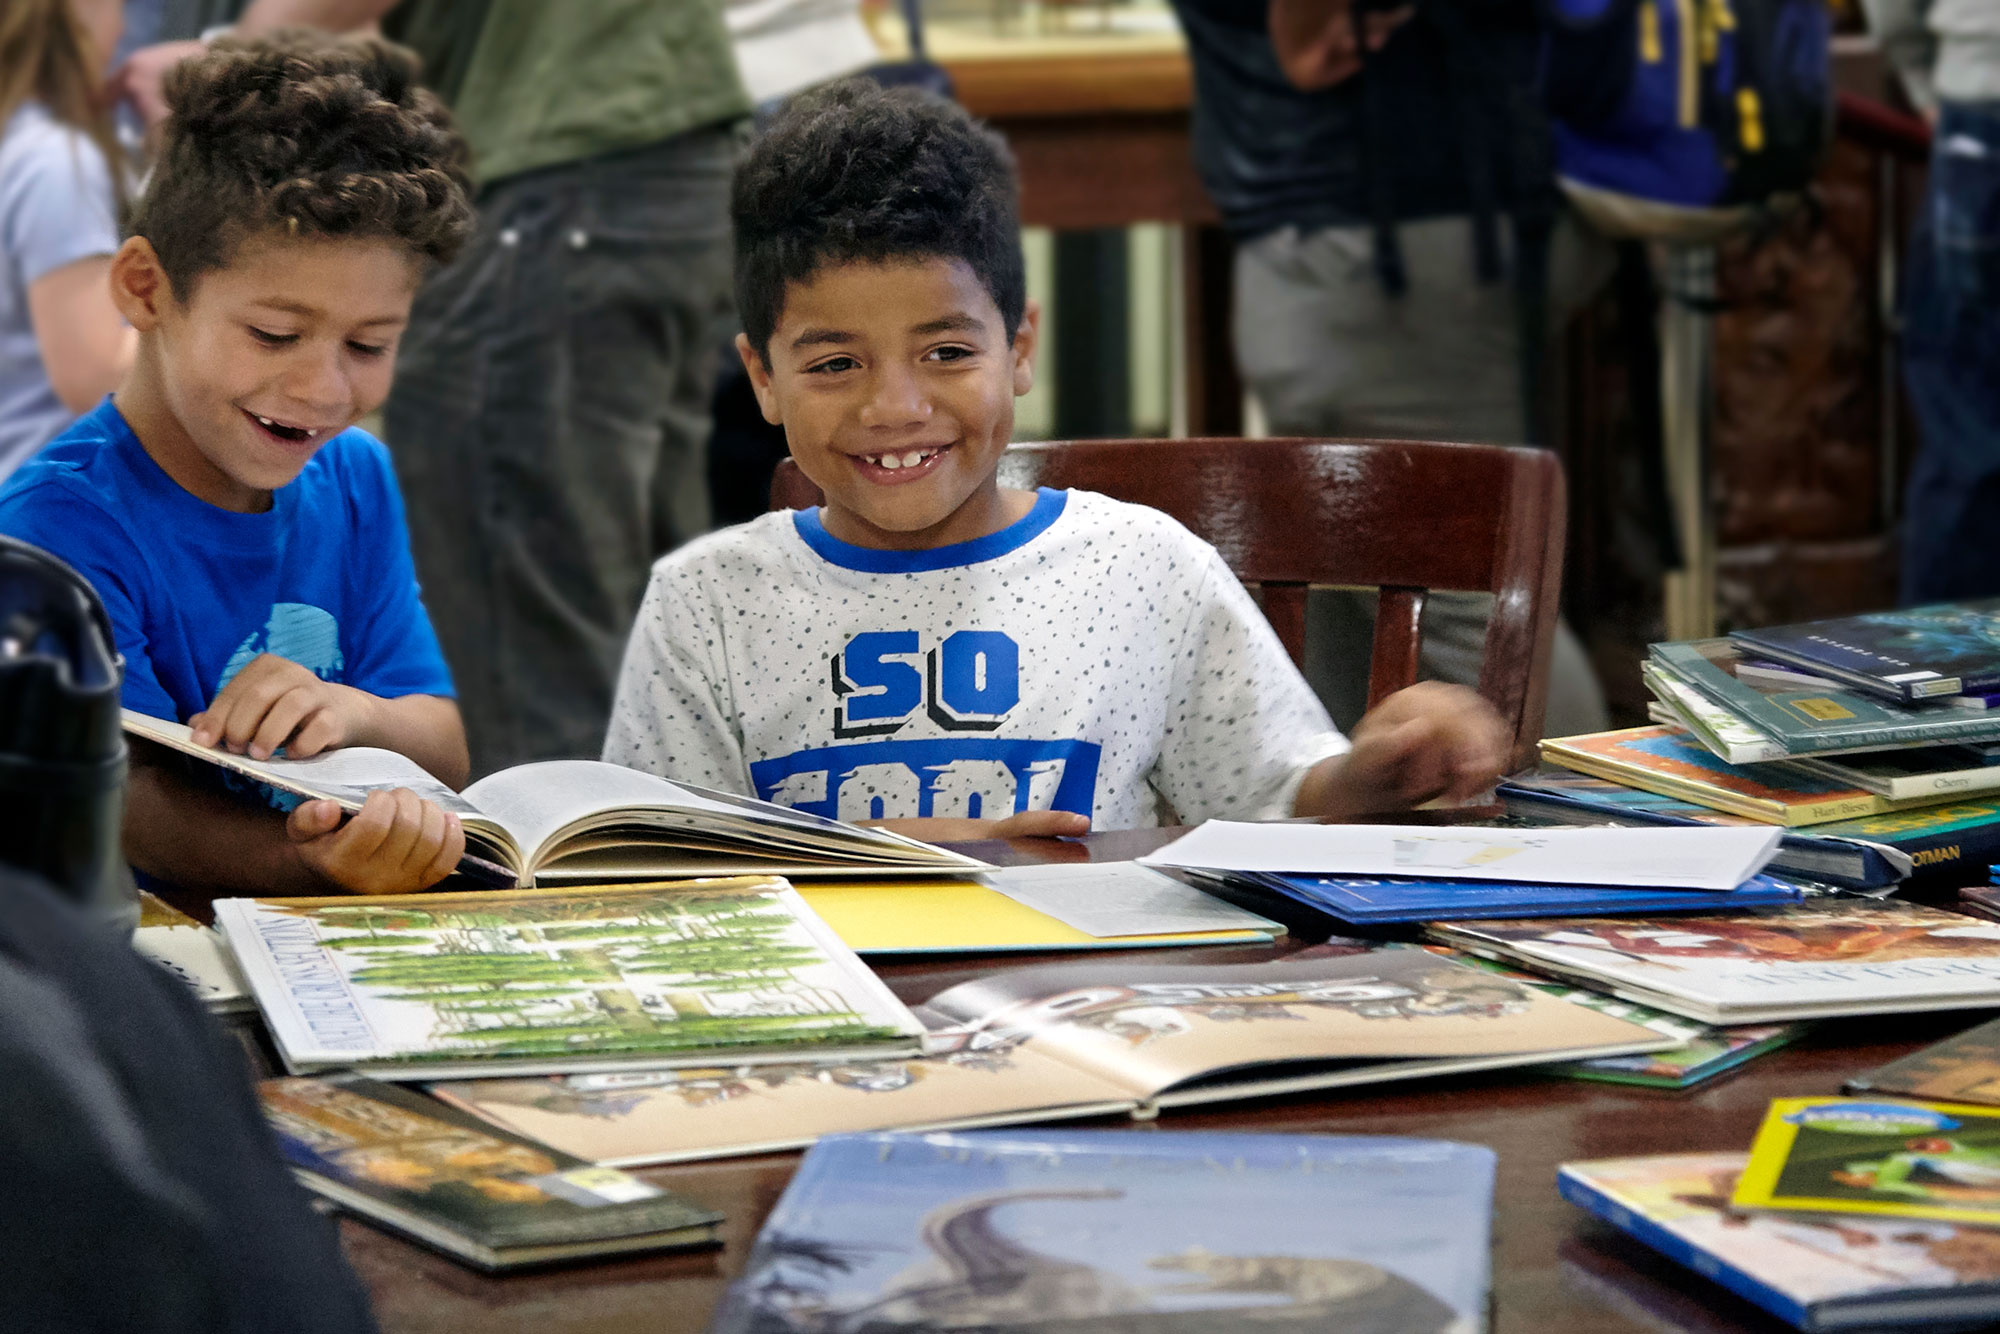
[1141,822,1782,890]
[978,862,1279,938]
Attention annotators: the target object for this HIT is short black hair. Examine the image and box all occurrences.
[129,29,473,300]
[732,79,1025,363]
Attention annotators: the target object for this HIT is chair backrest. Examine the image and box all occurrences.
[768,437,1566,771]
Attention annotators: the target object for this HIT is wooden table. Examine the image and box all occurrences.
[322,828,1986,1334]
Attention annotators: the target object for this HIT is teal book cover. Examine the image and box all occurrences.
[712,1129,1495,1333]
[1649,639,2000,756]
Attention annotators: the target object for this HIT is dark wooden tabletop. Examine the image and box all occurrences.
[311,825,1988,1334]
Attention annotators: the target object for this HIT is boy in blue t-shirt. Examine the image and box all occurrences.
[0,32,477,895]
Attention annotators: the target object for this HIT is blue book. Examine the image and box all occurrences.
[712,1128,1496,1334]
[1732,599,2000,702]
[1250,871,1802,925]
[1499,768,1912,890]
[1560,1151,2000,1331]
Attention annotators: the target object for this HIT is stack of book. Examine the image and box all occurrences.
[1505,600,2000,889]
[1560,1015,2000,1330]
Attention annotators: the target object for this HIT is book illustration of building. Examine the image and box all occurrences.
[272,891,897,1058]
[735,1188,1458,1332]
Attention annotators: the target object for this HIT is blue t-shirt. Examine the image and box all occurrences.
[0,399,454,722]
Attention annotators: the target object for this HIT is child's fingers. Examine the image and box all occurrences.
[285,798,345,843]
[247,688,319,760]
[326,789,399,865]
[399,797,449,879]
[289,706,347,759]
[367,789,428,873]
[990,809,1092,839]
[415,814,466,889]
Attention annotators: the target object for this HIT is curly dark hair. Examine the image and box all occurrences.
[128,29,473,299]
[733,79,1024,363]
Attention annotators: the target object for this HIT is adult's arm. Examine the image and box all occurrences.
[27,258,135,414]
[1269,0,1411,91]
[231,0,401,35]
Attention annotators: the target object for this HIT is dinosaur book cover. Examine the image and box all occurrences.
[1734,1097,2000,1228]
[216,879,925,1078]
[711,1129,1494,1334]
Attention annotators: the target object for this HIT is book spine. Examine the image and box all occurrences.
[1556,1171,1812,1331]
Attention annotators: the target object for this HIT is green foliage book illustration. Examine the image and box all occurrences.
[216,878,926,1079]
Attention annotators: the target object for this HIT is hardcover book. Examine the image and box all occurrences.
[215,878,927,1078]
[1647,640,2000,759]
[1246,870,1801,925]
[124,711,982,885]
[429,945,1672,1167]
[1560,1150,2000,1331]
[1781,745,2000,803]
[1497,766,1913,890]
[1845,1015,2000,1106]
[260,1073,720,1270]
[711,1129,1496,1334]
[1732,600,2000,702]
[1427,900,2000,1024]
[1734,1096,2000,1228]
[1539,725,1933,826]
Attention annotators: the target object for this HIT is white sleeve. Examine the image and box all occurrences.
[602,567,751,792]
[1150,548,1350,823]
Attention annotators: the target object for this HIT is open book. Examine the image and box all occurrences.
[124,711,981,884]
[428,943,1671,1166]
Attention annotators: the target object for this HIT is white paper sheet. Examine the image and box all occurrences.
[979,862,1280,938]
[1137,823,1782,891]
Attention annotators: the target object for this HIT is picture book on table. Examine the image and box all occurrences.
[1647,639,2000,759]
[1731,599,2000,703]
[260,1073,720,1270]
[429,943,1670,1167]
[216,878,926,1079]
[124,710,981,884]
[1538,725,1929,826]
[1427,900,2000,1024]
[710,1129,1496,1334]
[1734,1097,2000,1229]
[1437,951,1805,1089]
[1497,766,1911,890]
[1846,1015,2000,1106]
[1559,1150,2000,1332]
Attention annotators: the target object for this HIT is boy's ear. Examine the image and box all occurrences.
[735,332,784,427]
[1011,299,1041,398]
[108,237,173,333]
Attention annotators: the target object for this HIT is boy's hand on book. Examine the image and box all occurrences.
[190,653,385,761]
[287,790,465,895]
[1298,682,1508,817]
[866,810,1092,842]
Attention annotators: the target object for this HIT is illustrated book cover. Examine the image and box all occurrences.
[215,878,926,1078]
[1427,900,2000,1024]
[710,1128,1496,1334]
[1560,1150,2000,1332]
[1246,870,1801,925]
[1646,640,2000,759]
[124,711,982,885]
[1734,1097,2000,1228]
[1497,766,1912,890]
[1538,725,1935,826]
[1731,600,2000,702]
[428,944,1671,1166]
[260,1072,720,1270]
[1845,1015,2000,1107]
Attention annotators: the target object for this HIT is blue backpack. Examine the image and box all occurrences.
[1539,0,1834,238]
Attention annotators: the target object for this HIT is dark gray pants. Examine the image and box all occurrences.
[1234,216,1611,739]
[384,127,740,777]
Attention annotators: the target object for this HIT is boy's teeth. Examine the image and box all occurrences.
[879,453,903,470]
[866,448,936,471]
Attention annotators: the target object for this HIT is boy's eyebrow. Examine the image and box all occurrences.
[249,299,406,328]
[790,327,856,349]
[910,313,987,336]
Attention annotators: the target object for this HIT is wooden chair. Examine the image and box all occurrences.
[769,438,1566,772]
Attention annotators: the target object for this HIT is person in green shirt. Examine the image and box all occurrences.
[121,1,752,778]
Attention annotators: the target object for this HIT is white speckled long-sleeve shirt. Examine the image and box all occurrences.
[604,488,1350,828]
[1862,0,2000,115]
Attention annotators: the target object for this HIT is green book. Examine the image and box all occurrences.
[1649,639,2000,758]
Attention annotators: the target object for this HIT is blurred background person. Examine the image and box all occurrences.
[0,0,135,479]
[1862,0,2000,604]
[1171,0,1610,737]
[121,0,751,778]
